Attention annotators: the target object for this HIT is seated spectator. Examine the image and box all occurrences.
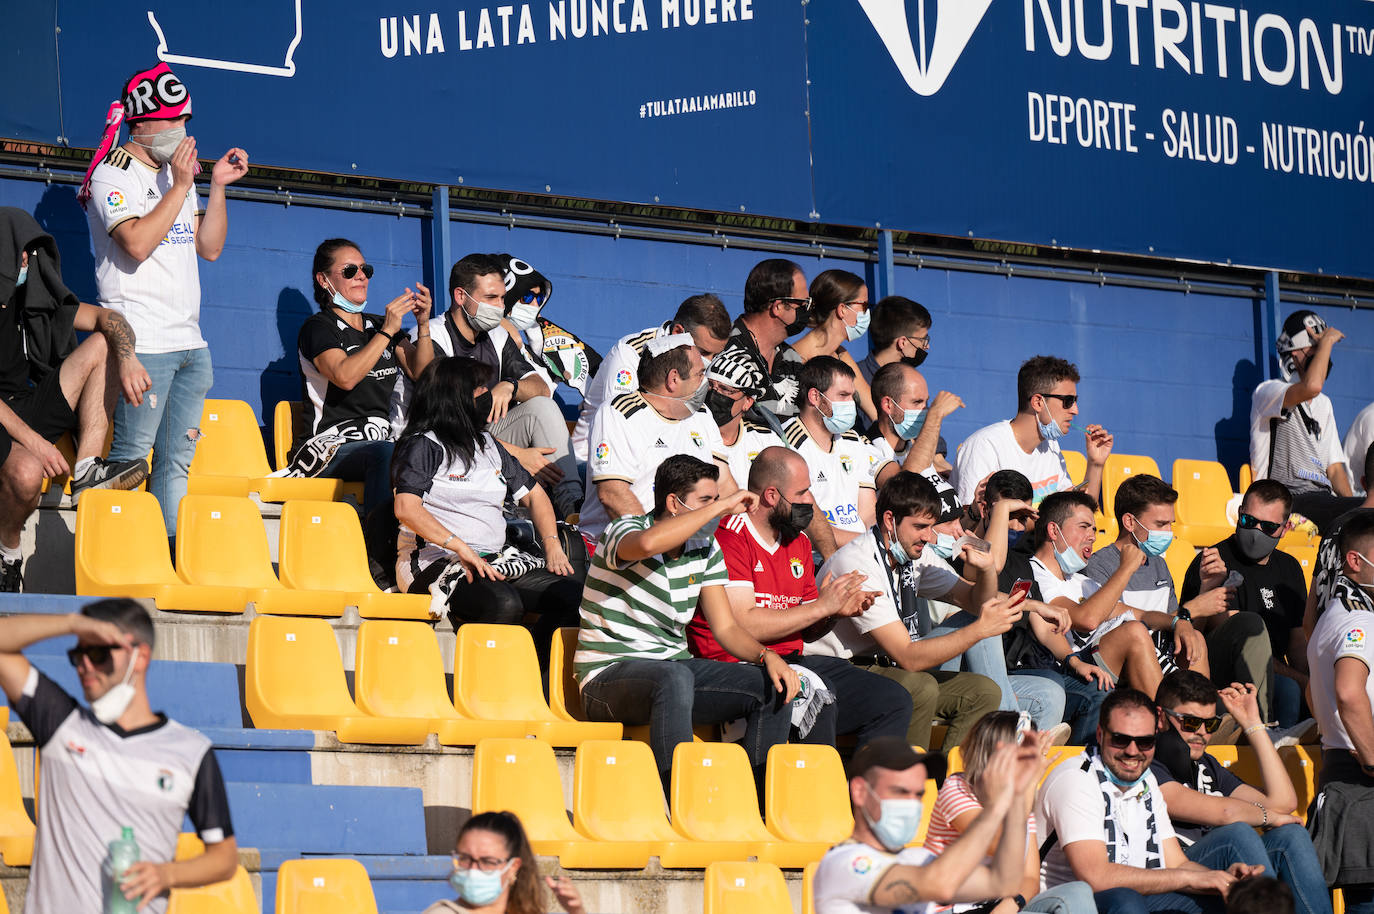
[804,470,1007,750]
[1030,491,1184,697]
[722,258,809,420]
[1304,444,1374,635]
[1251,310,1360,533]
[1181,480,1312,731]
[1083,475,1220,683]
[1227,878,1294,914]
[392,358,583,661]
[1306,511,1374,914]
[701,347,783,488]
[954,355,1113,508]
[814,736,1039,914]
[856,295,933,385]
[1345,404,1374,496]
[402,253,581,517]
[792,269,878,420]
[287,237,430,516]
[428,810,585,914]
[1036,688,1264,914]
[574,454,797,785]
[1,208,150,592]
[570,293,730,463]
[578,335,734,544]
[782,356,891,559]
[687,446,913,746]
[925,712,1097,914]
[491,252,603,401]
[869,361,964,489]
[1149,671,1329,914]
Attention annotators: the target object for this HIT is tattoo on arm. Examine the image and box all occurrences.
[879,877,925,904]
[99,310,137,360]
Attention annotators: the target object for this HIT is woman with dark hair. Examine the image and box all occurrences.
[425,811,586,914]
[792,268,878,421]
[287,237,432,516]
[392,357,584,651]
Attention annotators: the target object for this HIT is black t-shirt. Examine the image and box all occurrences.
[437,312,537,388]
[297,311,401,436]
[726,316,805,418]
[953,536,1057,670]
[1149,727,1244,844]
[1180,534,1306,661]
[0,290,31,399]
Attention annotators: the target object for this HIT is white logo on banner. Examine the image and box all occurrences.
[856,0,994,96]
[147,0,303,77]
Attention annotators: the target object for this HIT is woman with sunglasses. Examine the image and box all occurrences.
[425,811,585,914]
[791,269,879,421]
[925,712,1096,914]
[288,237,432,517]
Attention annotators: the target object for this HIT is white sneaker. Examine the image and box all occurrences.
[1045,722,1073,747]
[1272,718,1319,748]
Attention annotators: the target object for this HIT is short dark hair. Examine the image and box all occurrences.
[869,296,932,353]
[672,293,731,342]
[449,253,506,299]
[1155,669,1219,712]
[807,269,866,327]
[983,470,1033,509]
[1016,356,1080,410]
[1099,687,1157,731]
[870,362,916,416]
[876,471,942,527]
[742,259,803,313]
[1034,490,1098,549]
[1363,441,1374,492]
[1114,474,1178,528]
[1225,877,1293,914]
[1240,479,1292,519]
[1338,511,1374,567]
[637,343,693,391]
[798,356,854,411]
[82,598,155,649]
[652,454,719,516]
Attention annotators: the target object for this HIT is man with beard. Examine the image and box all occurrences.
[687,446,913,746]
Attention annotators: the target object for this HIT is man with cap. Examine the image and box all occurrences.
[0,209,151,591]
[1250,310,1359,533]
[492,252,604,400]
[78,63,248,537]
[869,361,963,489]
[703,347,784,487]
[813,735,1040,914]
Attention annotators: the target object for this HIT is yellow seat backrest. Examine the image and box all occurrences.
[802,860,818,914]
[453,624,557,723]
[245,616,359,723]
[1102,453,1163,520]
[1280,542,1318,590]
[354,620,459,721]
[671,741,772,843]
[703,861,792,914]
[166,865,259,914]
[1239,463,1253,491]
[279,501,380,594]
[75,490,178,592]
[1164,535,1197,593]
[549,628,585,722]
[0,730,35,866]
[1062,450,1087,486]
[764,744,853,844]
[1173,459,1234,526]
[573,739,680,842]
[276,858,378,914]
[472,738,581,842]
[273,400,300,471]
[176,495,279,589]
[189,399,272,478]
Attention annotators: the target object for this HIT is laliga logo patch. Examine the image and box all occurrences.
[851,854,874,874]
[1347,628,1365,646]
[595,443,610,460]
[856,0,994,97]
[615,369,633,387]
[106,190,126,208]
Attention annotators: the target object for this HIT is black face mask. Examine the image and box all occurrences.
[783,304,811,338]
[706,389,739,427]
[774,496,815,545]
[473,390,493,425]
[902,350,928,368]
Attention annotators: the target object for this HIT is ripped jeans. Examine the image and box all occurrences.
[108,347,213,536]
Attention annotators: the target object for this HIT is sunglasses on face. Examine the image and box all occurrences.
[1103,728,1156,751]
[1238,513,1283,536]
[774,297,812,311]
[66,644,129,668]
[517,290,548,306]
[1164,707,1222,733]
[1040,392,1078,409]
[336,263,375,280]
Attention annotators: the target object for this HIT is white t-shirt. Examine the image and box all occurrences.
[1036,753,1176,890]
[1250,381,1346,487]
[86,147,206,353]
[720,418,785,491]
[783,418,891,536]
[578,391,726,541]
[1030,556,1132,650]
[813,840,937,914]
[806,529,959,659]
[1345,402,1374,495]
[572,322,667,462]
[1308,596,1374,752]
[953,420,1072,508]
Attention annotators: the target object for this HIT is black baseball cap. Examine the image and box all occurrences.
[847,736,934,780]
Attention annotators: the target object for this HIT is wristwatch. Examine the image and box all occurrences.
[1176,607,1192,623]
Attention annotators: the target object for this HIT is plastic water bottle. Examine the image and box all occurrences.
[103,826,140,914]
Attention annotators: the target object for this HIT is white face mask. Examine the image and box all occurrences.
[464,290,504,333]
[132,124,187,165]
[91,648,139,725]
[509,302,541,330]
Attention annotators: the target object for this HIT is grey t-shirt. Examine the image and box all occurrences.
[1083,544,1180,617]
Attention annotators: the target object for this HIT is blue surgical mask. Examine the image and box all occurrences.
[1036,404,1065,442]
[15,264,28,287]
[820,394,856,435]
[1105,767,1147,790]
[931,532,956,560]
[884,524,912,567]
[1052,526,1087,575]
[861,784,923,852]
[844,306,871,342]
[449,861,511,906]
[892,407,926,441]
[1128,515,1173,557]
[327,280,365,314]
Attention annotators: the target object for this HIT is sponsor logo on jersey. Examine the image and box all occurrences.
[1347,628,1365,647]
[147,188,158,198]
[851,854,874,874]
[595,443,610,460]
[816,470,827,482]
[754,560,765,572]
[106,190,126,208]
[790,557,804,579]
[653,438,667,448]
[615,369,633,387]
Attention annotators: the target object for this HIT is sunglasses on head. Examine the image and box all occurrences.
[1103,728,1157,751]
[66,644,131,668]
[337,262,374,280]
[1237,513,1283,536]
[1163,707,1222,733]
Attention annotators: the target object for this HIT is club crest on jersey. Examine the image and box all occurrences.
[840,455,854,473]
[690,431,704,448]
[157,769,175,791]
[790,558,804,579]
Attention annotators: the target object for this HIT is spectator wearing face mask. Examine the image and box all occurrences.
[721,258,810,421]
[791,270,879,421]
[869,361,964,491]
[856,295,933,386]
[490,253,603,402]
[701,347,783,489]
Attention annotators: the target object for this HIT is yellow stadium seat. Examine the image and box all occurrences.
[1062,450,1087,486]
[764,744,853,849]
[671,741,820,868]
[472,738,652,868]
[75,490,251,613]
[1280,542,1318,590]
[1207,745,1315,820]
[1239,463,1253,491]
[177,495,347,616]
[272,400,365,501]
[454,624,621,745]
[574,739,760,868]
[1172,459,1237,548]
[1164,536,1197,593]
[354,620,524,745]
[703,861,792,914]
[802,860,818,914]
[167,865,258,914]
[245,616,430,745]
[913,779,937,846]
[279,501,436,621]
[188,399,345,502]
[0,731,34,866]
[276,858,378,914]
[1101,453,1163,522]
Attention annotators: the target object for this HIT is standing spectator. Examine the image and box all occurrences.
[392,358,582,660]
[427,811,586,914]
[574,454,798,786]
[868,361,964,488]
[721,258,809,420]
[792,269,878,420]
[0,599,236,914]
[701,348,783,492]
[954,355,1113,508]
[1345,405,1374,496]
[78,62,249,536]
[1251,310,1359,532]
[856,295,933,385]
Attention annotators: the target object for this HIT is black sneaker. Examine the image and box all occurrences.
[69,457,149,507]
[0,557,20,593]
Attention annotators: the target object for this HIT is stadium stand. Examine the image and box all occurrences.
[703,861,793,914]
[188,400,346,503]
[1171,458,1237,547]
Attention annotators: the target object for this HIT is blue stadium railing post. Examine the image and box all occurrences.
[1261,270,1282,380]
[430,186,452,315]
[875,229,896,301]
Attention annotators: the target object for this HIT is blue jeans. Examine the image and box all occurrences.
[1094,886,1224,914]
[580,657,793,782]
[320,439,394,517]
[1015,666,1110,745]
[1025,881,1097,914]
[790,655,912,746]
[1185,822,1331,914]
[1274,672,1305,729]
[930,611,1066,728]
[109,348,213,536]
